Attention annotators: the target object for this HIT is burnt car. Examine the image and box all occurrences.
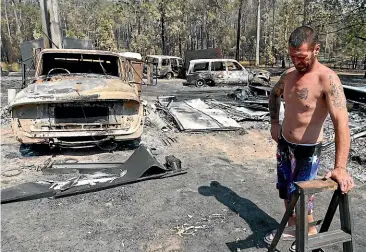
[9,49,144,148]
[248,68,271,86]
[184,59,270,87]
[144,55,183,79]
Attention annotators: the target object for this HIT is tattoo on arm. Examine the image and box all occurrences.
[298,88,308,99]
[329,75,346,109]
[269,73,285,122]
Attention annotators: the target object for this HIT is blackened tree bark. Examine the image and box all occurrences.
[236,0,244,61]
[201,2,207,49]
[303,0,308,25]
[179,35,182,57]
[160,4,166,55]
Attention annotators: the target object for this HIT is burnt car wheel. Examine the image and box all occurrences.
[166,72,173,79]
[206,79,215,87]
[195,79,205,87]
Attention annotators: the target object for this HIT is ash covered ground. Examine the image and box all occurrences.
[1,72,366,252]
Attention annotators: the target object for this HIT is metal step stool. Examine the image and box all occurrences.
[269,178,354,252]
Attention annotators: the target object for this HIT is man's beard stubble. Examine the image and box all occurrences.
[296,53,316,73]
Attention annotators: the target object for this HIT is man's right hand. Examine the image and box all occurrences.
[271,123,281,142]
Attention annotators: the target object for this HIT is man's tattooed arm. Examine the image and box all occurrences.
[269,72,286,124]
[329,75,346,109]
[325,73,350,174]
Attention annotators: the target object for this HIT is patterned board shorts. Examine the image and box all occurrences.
[276,133,322,215]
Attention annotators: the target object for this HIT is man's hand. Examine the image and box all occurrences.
[324,168,354,194]
[271,123,281,143]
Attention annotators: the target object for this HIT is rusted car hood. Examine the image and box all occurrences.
[10,77,139,108]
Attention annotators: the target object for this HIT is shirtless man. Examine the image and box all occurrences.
[264,26,355,248]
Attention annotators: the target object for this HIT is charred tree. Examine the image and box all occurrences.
[236,0,244,61]
[255,0,261,66]
[159,2,167,55]
[201,2,207,49]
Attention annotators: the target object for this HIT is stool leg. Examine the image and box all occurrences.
[296,192,308,252]
[269,193,299,251]
[339,193,354,252]
[318,190,340,233]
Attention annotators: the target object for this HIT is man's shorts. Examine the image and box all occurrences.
[276,133,322,215]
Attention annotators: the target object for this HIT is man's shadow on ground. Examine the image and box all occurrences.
[198,181,279,251]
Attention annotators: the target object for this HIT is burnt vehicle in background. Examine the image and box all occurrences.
[144,55,184,79]
[184,59,271,87]
[8,49,144,148]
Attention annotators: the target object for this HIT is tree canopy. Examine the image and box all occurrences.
[1,0,365,69]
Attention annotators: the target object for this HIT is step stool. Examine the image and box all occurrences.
[269,178,354,252]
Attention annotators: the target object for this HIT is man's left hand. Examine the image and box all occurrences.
[325,168,354,194]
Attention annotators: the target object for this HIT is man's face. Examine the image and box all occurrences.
[289,43,319,72]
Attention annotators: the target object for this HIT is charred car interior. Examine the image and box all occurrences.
[10,49,144,148]
[40,52,120,76]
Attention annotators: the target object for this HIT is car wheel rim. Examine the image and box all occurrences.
[196,80,204,87]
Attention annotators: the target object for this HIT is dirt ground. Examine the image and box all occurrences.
[1,72,366,252]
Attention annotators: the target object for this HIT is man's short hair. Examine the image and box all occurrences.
[288,26,319,48]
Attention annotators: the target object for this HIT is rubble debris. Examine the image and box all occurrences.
[165,155,182,171]
[167,99,241,132]
[173,224,209,237]
[323,128,366,151]
[2,169,23,177]
[147,106,170,132]
[206,100,269,121]
[248,85,272,97]
[227,88,269,111]
[1,145,187,204]
[157,96,177,108]
[38,158,54,171]
[227,87,258,101]
[161,136,178,146]
[172,212,226,237]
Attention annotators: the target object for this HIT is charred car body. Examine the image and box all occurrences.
[144,55,184,79]
[184,59,270,87]
[9,49,144,148]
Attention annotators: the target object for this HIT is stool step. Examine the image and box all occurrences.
[295,179,338,194]
[308,229,352,250]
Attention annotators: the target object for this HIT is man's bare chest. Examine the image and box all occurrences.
[284,77,324,111]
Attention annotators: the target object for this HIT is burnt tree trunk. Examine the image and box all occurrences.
[179,35,182,57]
[303,0,308,25]
[201,2,207,49]
[236,0,244,61]
[160,8,166,55]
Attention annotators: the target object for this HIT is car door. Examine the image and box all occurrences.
[210,61,227,85]
[226,60,249,85]
[170,58,178,75]
[160,58,170,77]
